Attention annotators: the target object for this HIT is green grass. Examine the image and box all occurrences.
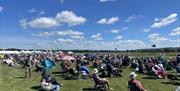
[0,52,179,91]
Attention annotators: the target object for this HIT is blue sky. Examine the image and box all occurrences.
[0,0,180,50]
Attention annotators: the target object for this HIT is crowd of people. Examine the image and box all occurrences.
[0,51,180,91]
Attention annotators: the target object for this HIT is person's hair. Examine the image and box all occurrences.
[41,79,45,82]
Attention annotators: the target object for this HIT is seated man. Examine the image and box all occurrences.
[41,79,61,91]
[92,68,110,89]
[128,72,147,91]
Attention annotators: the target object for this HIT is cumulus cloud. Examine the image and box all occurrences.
[148,33,168,43]
[99,0,115,2]
[97,17,119,24]
[151,13,178,28]
[28,17,59,29]
[111,29,120,33]
[170,27,180,36]
[56,11,87,26]
[0,6,3,12]
[20,10,87,29]
[91,33,103,40]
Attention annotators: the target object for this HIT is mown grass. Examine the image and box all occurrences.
[0,52,179,91]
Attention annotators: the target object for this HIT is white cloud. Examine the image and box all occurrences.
[99,0,115,2]
[170,27,180,36]
[20,10,87,29]
[142,28,150,32]
[19,19,28,29]
[148,33,168,43]
[111,29,120,33]
[28,8,45,15]
[31,31,55,37]
[112,40,148,50]
[97,18,107,24]
[122,27,128,30]
[20,17,58,29]
[107,17,119,24]
[125,15,137,22]
[168,39,180,47]
[91,33,103,40]
[28,17,59,29]
[97,17,119,24]
[58,38,74,43]
[151,13,178,28]
[56,30,84,37]
[0,6,3,12]
[114,35,122,40]
[125,15,144,22]
[56,11,87,26]
[33,30,84,39]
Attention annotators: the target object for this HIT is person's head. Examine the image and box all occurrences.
[93,68,99,74]
[41,79,46,82]
[129,72,137,79]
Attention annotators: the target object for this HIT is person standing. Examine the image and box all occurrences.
[128,72,147,91]
[24,55,32,78]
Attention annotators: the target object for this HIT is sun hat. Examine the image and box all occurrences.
[129,72,137,79]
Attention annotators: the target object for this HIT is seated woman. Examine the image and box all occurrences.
[92,68,110,89]
[41,79,60,91]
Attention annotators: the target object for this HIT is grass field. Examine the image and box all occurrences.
[0,52,179,91]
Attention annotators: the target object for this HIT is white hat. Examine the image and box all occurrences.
[93,68,99,73]
[129,72,137,79]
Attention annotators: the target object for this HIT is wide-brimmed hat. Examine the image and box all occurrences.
[129,72,137,79]
[93,68,99,73]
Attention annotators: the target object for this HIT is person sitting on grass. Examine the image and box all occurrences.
[92,68,110,90]
[41,79,61,91]
[128,72,147,91]
[152,65,166,79]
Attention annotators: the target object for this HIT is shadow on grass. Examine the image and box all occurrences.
[161,81,180,86]
[142,76,157,80]
[15,76,25,79]
[52,72,62,74]
[31,86,41,90]
[82,88,100,91]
